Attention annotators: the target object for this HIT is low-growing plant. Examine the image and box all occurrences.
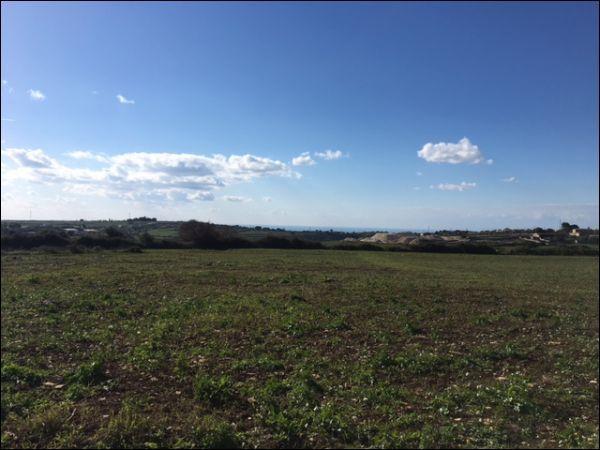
[67,359,106,386]
[194,374,235,406]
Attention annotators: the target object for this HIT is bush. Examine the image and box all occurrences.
[105,226,125,238]
[139,232,155,247]
[179,221,226,249]
[0,231,70,250]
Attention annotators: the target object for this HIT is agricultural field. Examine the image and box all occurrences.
[1,249,598,448]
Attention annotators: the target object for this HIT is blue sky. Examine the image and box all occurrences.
[1,1,598,229]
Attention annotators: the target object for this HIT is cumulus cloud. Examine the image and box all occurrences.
[28,89,46,101]
[116,94,135,104]
[1,148,299,203]
[418,137,491,164]
[502,176,517,183]
[3,148,61,170]
[263,196,273,202]
[315,149,345,160]
[430,181,477,192]
[292,152,316,166]
[223,195,252,202]
[66,150,109,163]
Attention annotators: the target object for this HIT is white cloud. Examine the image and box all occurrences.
[92,90,99,95]
[223,195,252,202]
[1,117,15,122]
[413,186,421,191]
[416,171,423,176]
[315,149,345,160]
[430,181,477,192]
[418,137,490,164]
[116,94,135,104]
[502,176,517,183]
[66,150,109,163]
[28,89,46,101]
[187,191,215,201]
[1,148,298,203]
[292,152,316,166]
[263,196,273,202]
[1,80,6,85]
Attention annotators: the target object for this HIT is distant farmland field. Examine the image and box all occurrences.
[1,250,598,448]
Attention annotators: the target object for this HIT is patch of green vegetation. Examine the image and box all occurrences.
[1,363,43,387]
[1,249,597,448]
[190,416,240,449]
[67,359,106,386]
[194,374,235,406]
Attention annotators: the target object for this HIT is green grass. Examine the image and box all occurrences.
[1,249,598,448]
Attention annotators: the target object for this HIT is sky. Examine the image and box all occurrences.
[1,1,598,230]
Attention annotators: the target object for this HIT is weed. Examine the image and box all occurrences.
[195,374,235,406]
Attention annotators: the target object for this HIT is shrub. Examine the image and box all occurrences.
[139,232,155,246]
[105,226,125,238]
[1,231,70,250]
[179,221,227,249]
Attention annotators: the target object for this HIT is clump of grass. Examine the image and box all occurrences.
[288,373,324,406]
[4,402,73,448]
[67,359,106,386]
[1,363,43,387]
[174,352,191,378]
[395,351,450,375]
[372,351,451,375]
[403,320,424,335]
[96,401,156,448]
[327,317,351,331]
[289,293,305,302]
[475,343,529,362]
[557,417,599,449]
[194,374,235,406]
[509,308,529,319]
[192,416,240,449]
[26,275,41,284]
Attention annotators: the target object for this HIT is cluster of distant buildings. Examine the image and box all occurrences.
[62,227,99,236]
[345,232,469,245]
